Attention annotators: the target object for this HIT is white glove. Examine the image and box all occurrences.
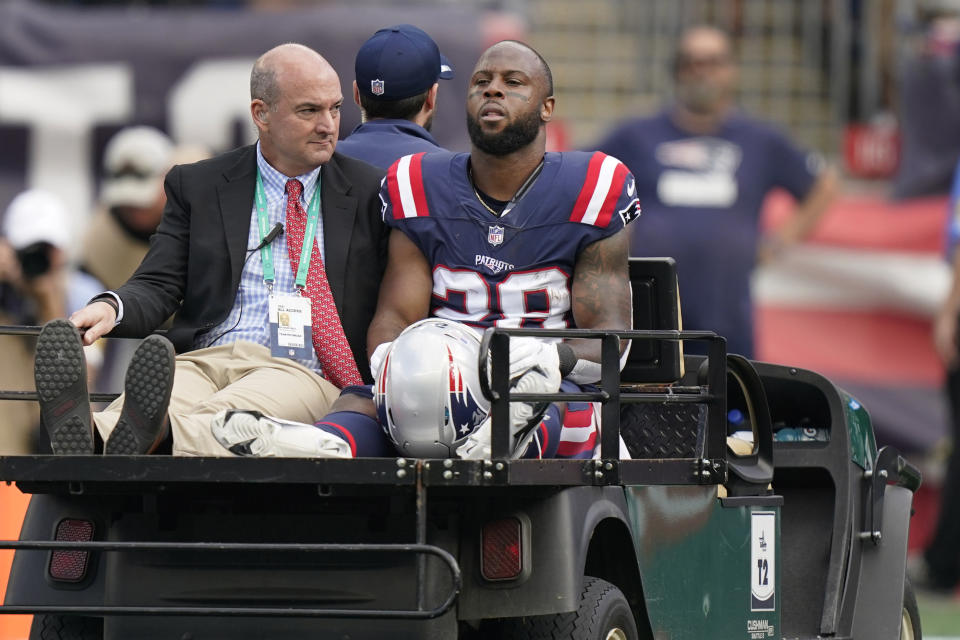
[457,364,562,460]
[369,341,392,380]
[493,337,561,381]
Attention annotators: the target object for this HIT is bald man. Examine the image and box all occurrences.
[36,43,389,457]
[595,25,836,358]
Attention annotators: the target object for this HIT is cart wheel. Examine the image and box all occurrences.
[29,615,103,640]
[901,578,922,640]
[487,576,638,640]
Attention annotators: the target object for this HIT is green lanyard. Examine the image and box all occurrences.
[254,169,322,290]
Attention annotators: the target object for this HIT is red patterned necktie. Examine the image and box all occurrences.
[284,179,363,388]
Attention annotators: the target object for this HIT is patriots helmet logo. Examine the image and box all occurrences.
[487,224,504,246]
[371,79,385,96]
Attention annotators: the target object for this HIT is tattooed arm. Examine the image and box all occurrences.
[568,229,632,364]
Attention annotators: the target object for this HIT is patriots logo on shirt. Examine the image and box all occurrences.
[371,79,385,96]
[488,224,504,246]
[619,197,641,227]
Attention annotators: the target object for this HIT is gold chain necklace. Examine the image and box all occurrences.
[471,178,502,216]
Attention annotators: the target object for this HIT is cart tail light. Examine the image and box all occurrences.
[481,517,522,581]
[49,518,94,583]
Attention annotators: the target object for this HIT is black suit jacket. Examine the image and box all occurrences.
[110,145,389,383]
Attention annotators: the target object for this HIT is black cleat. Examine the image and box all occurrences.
[104,335,175,455]
[35,319,93,454]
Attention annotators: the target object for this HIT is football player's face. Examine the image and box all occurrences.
[466,43,551,155]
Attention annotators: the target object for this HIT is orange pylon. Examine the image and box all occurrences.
[0,483,30,640]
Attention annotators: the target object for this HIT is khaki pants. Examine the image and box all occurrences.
[93,341,341,457]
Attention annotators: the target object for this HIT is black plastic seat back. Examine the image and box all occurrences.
[621,257,683,384]
[619,258,698,459]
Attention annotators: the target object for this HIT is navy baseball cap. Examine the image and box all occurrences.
[355,24,454,101]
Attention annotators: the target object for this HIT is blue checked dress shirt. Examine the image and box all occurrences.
[193,143,325,373]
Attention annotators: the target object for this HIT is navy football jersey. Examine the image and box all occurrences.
[381,151,641,330]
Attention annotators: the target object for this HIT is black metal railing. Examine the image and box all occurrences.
[479,326,729,483]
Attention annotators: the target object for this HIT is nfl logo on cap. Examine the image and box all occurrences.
[371,79,385,96]
[487,225,504,246]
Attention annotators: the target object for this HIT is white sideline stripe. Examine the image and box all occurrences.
[581,156,619,225]
[395,154,419,218]
[753,244,951,316]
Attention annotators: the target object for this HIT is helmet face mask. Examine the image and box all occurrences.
[375,319,490,457]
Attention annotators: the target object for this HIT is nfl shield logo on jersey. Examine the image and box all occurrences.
[487,225,504,246]
[371,79,385,96]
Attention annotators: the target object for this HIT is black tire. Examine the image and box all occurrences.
[29,615,103,640]
[902,578,922,640]
[487,576,639,639]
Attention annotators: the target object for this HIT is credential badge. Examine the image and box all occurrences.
[371,79,385,96]
[488,224,504,246]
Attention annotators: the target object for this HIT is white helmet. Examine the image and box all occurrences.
[374,319,490,457]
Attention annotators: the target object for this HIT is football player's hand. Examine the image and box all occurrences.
[457,364,562,460]
[506,337,560,380]
[369,341,392,380]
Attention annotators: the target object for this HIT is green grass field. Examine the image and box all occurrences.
[917,590,960,637]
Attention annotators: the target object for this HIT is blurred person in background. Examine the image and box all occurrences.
[81,126,208,392]
[918,158,960,594]
[893,8,960,199]
[82,126,209,290]
[594,25,837,358]
[0,190,103,453]
[336,24,453,169]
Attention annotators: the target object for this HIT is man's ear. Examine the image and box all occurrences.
[353,81,361,108]
[423,83,439,113]
[251,99,270,128]
[540,96,555,123]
